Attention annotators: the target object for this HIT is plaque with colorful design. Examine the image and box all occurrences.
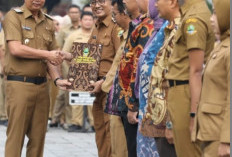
[67,42,102,91]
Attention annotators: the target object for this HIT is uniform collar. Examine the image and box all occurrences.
[180,0,202,16]
[21,5,45,22]
[123,30,128,40]
[95,14,112,28]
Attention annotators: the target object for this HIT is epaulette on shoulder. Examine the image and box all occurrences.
[44,13,53,20]
[13,8,23,13]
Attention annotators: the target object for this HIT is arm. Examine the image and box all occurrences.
[8,41,63,65]
[47,62,71,90]
[188,48,204,133]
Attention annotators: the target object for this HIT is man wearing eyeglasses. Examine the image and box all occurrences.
[88,0,121,157]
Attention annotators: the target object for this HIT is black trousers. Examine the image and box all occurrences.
[155,137,177,157]
[121,111,138,157]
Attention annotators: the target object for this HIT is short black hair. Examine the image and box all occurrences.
[83,4,91,10]
[111,0,125,14]
[68,4,81,12]
[81,11,94,20]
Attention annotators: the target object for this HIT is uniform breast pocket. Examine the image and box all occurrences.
[42,33,53,48]
[22,31,34,45]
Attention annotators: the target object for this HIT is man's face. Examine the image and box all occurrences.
[81,15,94,30]
[91,0,111,19]
[25,0,45,11]
[155,0,171,19]
[123,0,137,16]
[112,3,124,27]
[68,7,80,23]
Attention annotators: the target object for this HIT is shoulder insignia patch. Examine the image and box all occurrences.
[186,24,197,35]
[44,13,53,20]
[13,8,23,13]
[186,18,198,24]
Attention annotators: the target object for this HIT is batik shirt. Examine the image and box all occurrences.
[108,14,154,114]
[141,18,180,137]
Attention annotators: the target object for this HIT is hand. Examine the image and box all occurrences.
[56,79,72,90]
[59,51,73,61]
[47,50,63,65]
[165,128,174,144]
[89,80,104,94]
[189,117,195,134]
[127,110,138,124]
[218,143,230,157]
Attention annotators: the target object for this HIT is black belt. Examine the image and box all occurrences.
[7,75,47,85]
[169,80,189,88]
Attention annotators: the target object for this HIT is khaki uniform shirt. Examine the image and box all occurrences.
[0,27,4,74]
[56,24,79,48]
[195,37,230,143]
[88,14,121,77]
[166,0,215,80]
[3,5,58,77]
[101,29,128,93]
[62,28,92,78]
[62,28,92,53]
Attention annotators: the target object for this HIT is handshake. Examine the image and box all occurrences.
[47,50,73,66]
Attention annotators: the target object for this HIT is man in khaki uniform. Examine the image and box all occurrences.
[165,0,215,156]
[100,0,130,156]
[62,11,95,132]
[193,0,230,157]
[0,14,7,126]
[3,0,70,156]
[88,0,121,156]
[51,4,81,127]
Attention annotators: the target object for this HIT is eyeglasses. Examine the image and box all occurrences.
[90,0,105,6]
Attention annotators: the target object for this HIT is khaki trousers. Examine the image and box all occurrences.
[71,105,94,126]
[201,141,220,157]
[167,84,201,157]
[52,90,72,124]
[110,115,128,157]
[93,91,111,157]
[5,81,49,157]
[0,77,7,120]
[48,80,58,119]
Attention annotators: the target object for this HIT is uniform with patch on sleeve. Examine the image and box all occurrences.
[165,0,215,157]
[3,5,58,157]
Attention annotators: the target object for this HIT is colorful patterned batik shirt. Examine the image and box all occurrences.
[109,14,154,114]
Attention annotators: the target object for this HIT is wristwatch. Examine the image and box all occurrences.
[54,77,63,86]
[166,121,173,130]
[190,112,196,118]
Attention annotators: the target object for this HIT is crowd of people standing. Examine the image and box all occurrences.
[0,0,230,157]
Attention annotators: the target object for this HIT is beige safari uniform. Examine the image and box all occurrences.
[52,24,79,124]
[193,0,230,156]
[165,0,215,157]
[3,5,58,157]
[62,28,94,127]
[101,30,128,157]
[0,26,6,121]
[88,14,121,157]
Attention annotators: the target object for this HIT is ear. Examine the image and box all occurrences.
[170,0,178,8]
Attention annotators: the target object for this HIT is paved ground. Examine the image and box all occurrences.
[0,125,98,157]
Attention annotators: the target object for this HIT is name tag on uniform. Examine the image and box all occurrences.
[22,26,31,31]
